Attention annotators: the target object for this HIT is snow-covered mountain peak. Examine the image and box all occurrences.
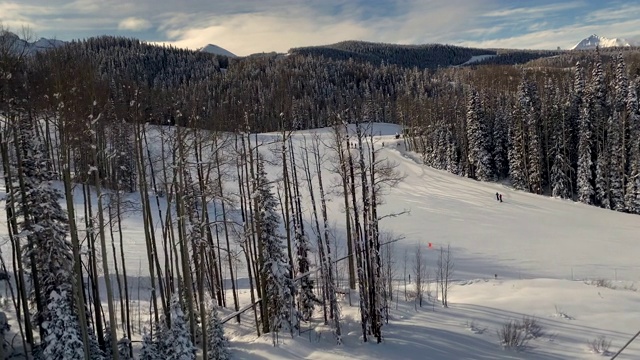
[198,44,237,58]
[572,34,639,50]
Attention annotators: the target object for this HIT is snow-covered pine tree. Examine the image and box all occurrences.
[40,290,85,360]
[87,319,106,360]
[568,61,586,188]
[607,110,625,211]
[588,53,611,208]
[0,312,9,356]
[550,110,571,199]
[116,337,132,360]
[595,120,611,209]
[255,156,296,340]
[12,117,75,325]
[613,53,629,109]
[103,328,131,359]
[549,81,572,199]
[577,61,596,204]
[103,325,114,359]
[492,102,509,179]
[445,126,460,175]
[509,83,529,190]
[206,302,231,360]
[434,121,448,170]
[624,79,640,213]
[162,294,196,360]
[607,53,629,211]
[525,80,544,194]
[466,90,493,181]
[139,328,160,360]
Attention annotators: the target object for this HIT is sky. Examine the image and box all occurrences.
[1,0,640,56]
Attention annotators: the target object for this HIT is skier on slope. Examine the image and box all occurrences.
[499,194,503,203]
[495,192,499,201]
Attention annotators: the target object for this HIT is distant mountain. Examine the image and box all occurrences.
[0,31,66,54]
[199,44,237,58]
[31,37,67,52]
[572,34,639,50]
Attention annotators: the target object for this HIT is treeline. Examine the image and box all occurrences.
[402,50,640,214]
[0,28,415,359]
[290,40,496,69]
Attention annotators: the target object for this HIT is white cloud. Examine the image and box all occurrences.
[483,1,583,19]
[3,0,640,54]
[118,17,152,31]
[158,11,373,56]
[154,0,497,54]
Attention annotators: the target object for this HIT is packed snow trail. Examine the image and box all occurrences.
[372,137,640,281]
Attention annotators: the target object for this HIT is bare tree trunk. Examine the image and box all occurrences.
[215,139,240,320]
[197,243,208,360]
[332,124,356,290]
[345,123,369,342]
[313,132,342,342]
[115,195,132,343]
[244,127,269,334]
[300,136,328,324]
[133,121,160,323]
[11,128,46,340]
[107,202,125,333]
[235,134,260,333]
[414,244,425,308]
[58,133,91,360]
[175,126,197,340]
[91,114,120,360]
[141,125,168,315]
[0,130,35,353]
[437,245,454,308]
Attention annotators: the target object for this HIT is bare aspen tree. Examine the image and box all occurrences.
[174,124,197,340]
[244,122,270,334]
[133,112,161,324]
[329,119,356,290]
[343,116,369,343]
[234,133,260,335]
[140,116,169,314]
[90,109,119,359]
[311,133,341,341]
[414,244,427,308]
[214,135,240,320]
[380,233,395,321]
[403,249,409,301]
[437,244,454,308]
[300,135,328,323]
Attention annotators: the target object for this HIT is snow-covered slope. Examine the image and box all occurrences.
[460,54,497,66]
[2,123,640,359]
[199,43,237,58]
[226,124,640,359]
[572,34,639,50]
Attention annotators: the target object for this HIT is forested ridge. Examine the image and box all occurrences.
[1,29,640,359]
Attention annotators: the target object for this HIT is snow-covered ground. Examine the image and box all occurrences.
[1,122,640,359]
[460,54,497,65]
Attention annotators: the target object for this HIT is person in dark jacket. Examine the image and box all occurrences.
[495,192,500,201]
[499,194,503,203]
